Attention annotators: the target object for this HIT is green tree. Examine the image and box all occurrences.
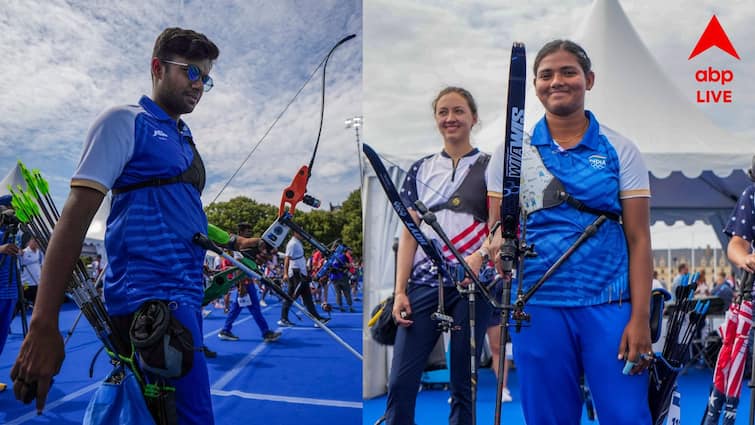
[337,189,362,258]
[204,197,278,235]
[204,191,363,259]
[292,210,344,256]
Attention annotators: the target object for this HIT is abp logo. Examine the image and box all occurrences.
[688,15,739,60]
[688,15,739,104]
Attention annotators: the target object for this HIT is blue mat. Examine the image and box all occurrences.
[363,362,753,424]
[0,289,362,425]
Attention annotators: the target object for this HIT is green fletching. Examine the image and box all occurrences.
[18,162,34,190]
[15,209,29,223]
[9,188,21,210]
[34,170,49,195]
[18,189,39,216]
[8,188,30,222]
[10,196,23,215]
[28,195,40,216]
[207,223,230,244]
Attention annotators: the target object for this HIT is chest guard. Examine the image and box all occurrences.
[521,139,620,221]
[112,139,206,196]
[428,153,490,223]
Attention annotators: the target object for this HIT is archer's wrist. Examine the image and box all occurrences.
[630,308,650,321]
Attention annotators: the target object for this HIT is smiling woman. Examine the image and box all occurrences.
[486,39,654,425]
[379,86,492,425]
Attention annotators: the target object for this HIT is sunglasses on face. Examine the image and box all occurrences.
[160,59,214,92]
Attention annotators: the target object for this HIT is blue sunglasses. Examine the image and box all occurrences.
[161,59,214,92]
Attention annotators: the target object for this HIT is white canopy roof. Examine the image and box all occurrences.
[477,0,751,179]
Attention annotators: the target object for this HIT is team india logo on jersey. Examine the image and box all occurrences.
[588,155,607,170]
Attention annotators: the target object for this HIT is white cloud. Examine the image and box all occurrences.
[0,0,361,210]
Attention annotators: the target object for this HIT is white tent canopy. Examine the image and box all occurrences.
[477,0,752,179]
[475,0,753,245]
[0,163,28,195]
[363,0,752,398]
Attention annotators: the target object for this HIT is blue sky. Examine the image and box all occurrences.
[0,0,362,210]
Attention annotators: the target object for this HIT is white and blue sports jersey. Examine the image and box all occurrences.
[72,96,208,315]
[400,149,489,286]
[285,236,307,274]
[724,185,755,241]
[487,111,650,306]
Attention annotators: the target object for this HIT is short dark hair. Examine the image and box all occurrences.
[677,263,688,273]
[533,39,592,76]
[432,86,478,118]
[152,27,219,62]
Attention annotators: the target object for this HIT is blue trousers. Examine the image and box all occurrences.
[0,297,16,355]
[222,284,269,335]
[511,304,651,425]
[385,284,490,425]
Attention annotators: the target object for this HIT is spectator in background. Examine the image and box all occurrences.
[711,271,734,308]
[651,270,663,291]
[694,270,710,297]
[329,248,354,313]
[217,250,281,343]
[278,232,329,327]
[310,249,329,306]
[89,254,103,281]
[671,263,689,300]
[20,238,43,306]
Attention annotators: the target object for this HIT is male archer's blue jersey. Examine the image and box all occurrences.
[487,111,650,306]
[72,96,207,315]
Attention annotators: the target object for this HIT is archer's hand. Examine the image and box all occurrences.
[239,237,276,264]
[617,315,653,375]
[392,292,413,327]
[736,253,755,274]
[11,321,65,413]
[0,243,21,256]
[461,253,484,287]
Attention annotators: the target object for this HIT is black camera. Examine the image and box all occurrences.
[0,209,21,228]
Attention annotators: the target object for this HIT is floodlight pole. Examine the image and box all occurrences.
[345,116,363,178]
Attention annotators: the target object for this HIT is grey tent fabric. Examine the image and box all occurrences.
[363,166,406,399]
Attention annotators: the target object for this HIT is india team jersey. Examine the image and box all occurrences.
[72,96,208,315]
[400,149,489,286]
[487,111,650,306]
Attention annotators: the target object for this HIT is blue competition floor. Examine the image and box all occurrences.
[363,361,754,424]
[0,290,362,425]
